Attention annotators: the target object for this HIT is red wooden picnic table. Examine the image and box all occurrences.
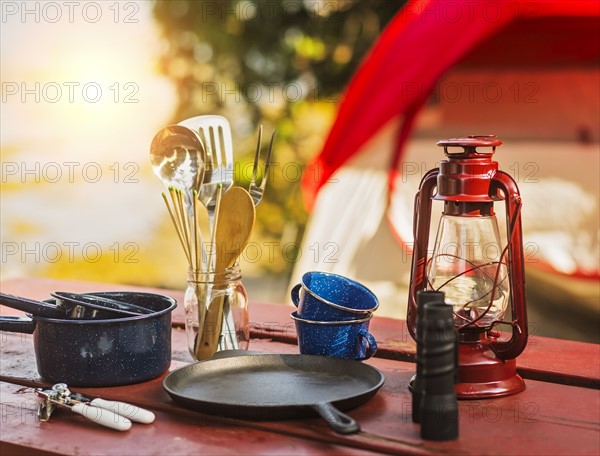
[1,278,599,455]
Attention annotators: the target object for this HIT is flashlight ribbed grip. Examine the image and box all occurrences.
[412,290,445,424]
[419,301,459,441]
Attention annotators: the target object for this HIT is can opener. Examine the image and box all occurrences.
[35,383,155,431]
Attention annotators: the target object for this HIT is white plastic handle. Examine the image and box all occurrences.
[90,398,156,424]
[71,403,132,431]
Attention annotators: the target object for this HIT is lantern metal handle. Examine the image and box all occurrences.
[407,169,528,361]
[407,169,439,341]
[487,170,528,360]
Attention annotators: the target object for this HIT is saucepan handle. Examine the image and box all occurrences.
[312,402,360,434]
[0,292,61,318]
[0,316,36,334]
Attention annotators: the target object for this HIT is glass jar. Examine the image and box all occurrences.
[184,266,249,360]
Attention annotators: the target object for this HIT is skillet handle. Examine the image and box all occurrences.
[312,402,360,434]
[0,316,36,334]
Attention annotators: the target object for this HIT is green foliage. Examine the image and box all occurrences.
[152,0,405,275]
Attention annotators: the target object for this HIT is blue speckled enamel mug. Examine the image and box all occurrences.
[291,311,377,360]
[291,271,379,321]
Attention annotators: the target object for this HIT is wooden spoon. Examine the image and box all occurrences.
[196,187,256,360]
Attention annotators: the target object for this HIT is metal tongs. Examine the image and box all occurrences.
[35,383,155,431]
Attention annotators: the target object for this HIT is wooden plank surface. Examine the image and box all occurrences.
[0,381,374,456]
[1,319,600,455]
[2,278,598,387]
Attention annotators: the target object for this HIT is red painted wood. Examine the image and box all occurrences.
[1,278,599,388]
[248,303,600,388]
[1,329,599,455]
[1,278,599,455]
[0,381,370,456]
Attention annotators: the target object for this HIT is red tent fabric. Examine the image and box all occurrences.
[301,0,600,207]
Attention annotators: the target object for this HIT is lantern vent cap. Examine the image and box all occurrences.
[437,135,502,157]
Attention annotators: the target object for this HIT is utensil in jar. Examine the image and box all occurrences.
[196,187,256,360]
[177,115,234,226]
[214,186,255,350]
[249,125,275,206]
[149,124,206,214]
[214,187,256,272]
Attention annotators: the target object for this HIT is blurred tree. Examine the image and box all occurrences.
[152,0,406,275]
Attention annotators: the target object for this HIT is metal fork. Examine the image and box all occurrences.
[249,126,275,206]
[177,115,234,224]
[177,115,237,351]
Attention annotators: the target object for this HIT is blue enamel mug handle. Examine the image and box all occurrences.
[290,283,302,307]
[358,328,378,360]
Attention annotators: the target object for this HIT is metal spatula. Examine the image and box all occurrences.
[177,115,234,226]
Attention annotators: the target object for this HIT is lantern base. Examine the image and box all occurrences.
[456,334,525,399]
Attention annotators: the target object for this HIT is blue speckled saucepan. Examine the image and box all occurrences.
[0,291,176,387]
[291,271,379,321]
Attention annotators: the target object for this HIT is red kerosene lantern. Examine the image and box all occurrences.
[407,135,528,399]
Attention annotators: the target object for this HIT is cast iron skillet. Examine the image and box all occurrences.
[163,353,385,434]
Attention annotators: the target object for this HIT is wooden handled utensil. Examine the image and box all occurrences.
[196,187,255,360]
